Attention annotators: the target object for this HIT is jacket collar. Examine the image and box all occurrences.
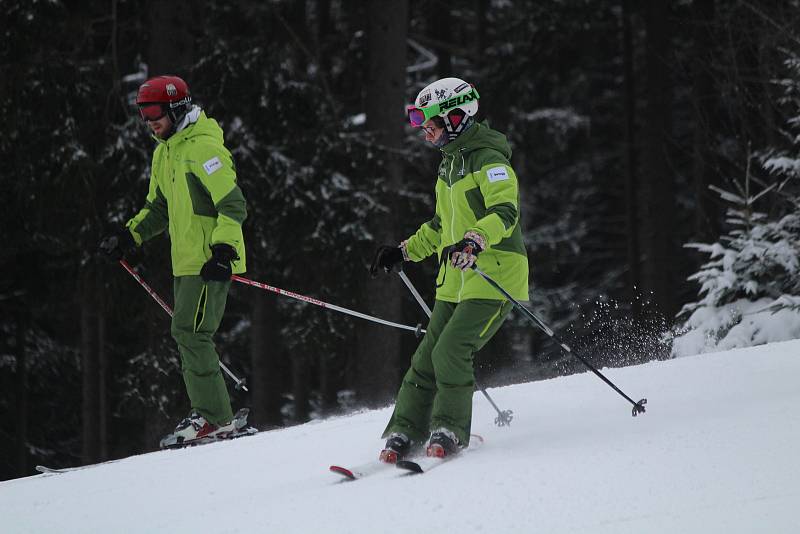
[154,106,203,145]
[440,121,480,155]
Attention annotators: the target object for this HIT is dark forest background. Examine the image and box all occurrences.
[2,0,800,480]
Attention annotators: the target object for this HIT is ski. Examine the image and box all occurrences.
[37,420,258,475]
[396,434,484,475]
[396,456,448,474]
[160,425,258,450]
[329,460,396,481]
[36,466,69,475]
[331,434,484,481]
[36,458,123,475]
[330,447,429,481]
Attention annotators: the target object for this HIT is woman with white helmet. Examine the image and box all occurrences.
[370,77,529,460]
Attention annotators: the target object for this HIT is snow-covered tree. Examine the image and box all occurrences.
[673,181,800,356]
[673,54,800,356]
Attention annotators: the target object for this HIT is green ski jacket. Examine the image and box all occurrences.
[404,122,529,302]
[127,110,247,276]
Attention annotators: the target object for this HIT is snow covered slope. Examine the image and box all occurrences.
[2,340,800,534]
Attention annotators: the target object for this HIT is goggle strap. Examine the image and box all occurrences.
[411,87,480,124]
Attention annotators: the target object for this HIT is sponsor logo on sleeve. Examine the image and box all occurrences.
[487,166,509,183]
[203,156,223,175]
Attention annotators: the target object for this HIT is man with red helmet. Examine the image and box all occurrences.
[100,75,249,447]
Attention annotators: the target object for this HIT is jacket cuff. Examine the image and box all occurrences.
[399,240,411,261]
[126,224,144,246]
[464,231,486,252]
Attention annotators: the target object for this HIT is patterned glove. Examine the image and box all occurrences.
[449,231,486,271]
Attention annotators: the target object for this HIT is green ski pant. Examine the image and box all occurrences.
[171,276,234,425]
[383,298,512,446]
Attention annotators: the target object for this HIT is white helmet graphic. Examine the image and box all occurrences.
[409,77,480,140]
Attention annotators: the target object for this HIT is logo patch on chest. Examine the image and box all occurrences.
[487,166,509,183]
[203,156,223,175]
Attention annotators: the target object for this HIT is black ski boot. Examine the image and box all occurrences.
[426,428,459,458]
[379,432,411,464]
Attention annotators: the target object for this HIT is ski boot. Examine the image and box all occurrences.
[159,409,250,449]
[379,432,411,464]
[426,428,459,458]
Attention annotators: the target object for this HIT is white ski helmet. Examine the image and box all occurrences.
[408,77,480,140]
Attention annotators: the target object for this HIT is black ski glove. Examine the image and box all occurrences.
[99,228,136,261]
[449,231,485,271]
[201,244,238,282]
[369,245,405,277]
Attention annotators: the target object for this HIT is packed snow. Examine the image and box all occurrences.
[2,340,799,533]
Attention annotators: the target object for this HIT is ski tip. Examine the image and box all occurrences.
[470,433,485,444]
[329,465,356,480]
[396,460,424,474]
[36,465,71,475]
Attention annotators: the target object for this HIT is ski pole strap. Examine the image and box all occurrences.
[231,275,425,335]
[471,265,646,417]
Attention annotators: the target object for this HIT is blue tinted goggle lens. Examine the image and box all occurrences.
[407,107,427,127]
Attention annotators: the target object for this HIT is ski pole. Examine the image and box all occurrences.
[119,259,249,392]
[471,265,647,417]
[396,268,514,427]
[231,275,425,335]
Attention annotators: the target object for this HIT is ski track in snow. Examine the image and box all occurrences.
[2,340,800,533]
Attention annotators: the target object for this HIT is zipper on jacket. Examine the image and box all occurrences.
[455,149,468,301]
[442,149,467,302]
[164,145,174,235]
[447,152,457,243]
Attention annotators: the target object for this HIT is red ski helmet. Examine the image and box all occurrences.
[136,75,192,124]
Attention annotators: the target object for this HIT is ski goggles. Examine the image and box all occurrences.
[138,103,168,122]
[406,86,480,127]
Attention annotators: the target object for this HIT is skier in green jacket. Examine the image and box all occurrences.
[100,75,248,448]
[371,77,529,460]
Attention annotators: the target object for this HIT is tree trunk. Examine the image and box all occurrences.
[316,0,332,76]
[146,1,195,75]
[80,268,106,464]
[15,314,29,477]
[621,0,641,304]
[640,0,677,317]
[292,352,310,422]
[143,317,166,449]
[690,0,719,243]
[250,291,283,427]
[355,0,408,406]
[97,288,108,459]
[475,0,488,66]
[433,6,453,77]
